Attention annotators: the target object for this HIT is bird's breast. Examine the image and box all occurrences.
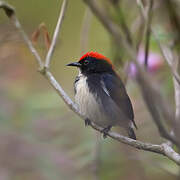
[74,74,110,127]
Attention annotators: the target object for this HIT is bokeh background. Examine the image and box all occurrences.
[0,0,178,179]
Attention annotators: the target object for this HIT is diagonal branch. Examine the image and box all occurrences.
[1,0,180,166]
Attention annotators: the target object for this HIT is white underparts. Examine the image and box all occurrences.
[75,73,110,127]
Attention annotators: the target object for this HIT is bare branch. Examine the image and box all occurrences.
[92,122,180,165]
[1,0,180,166]
[132,14,145,50]
[144,0,153,68]
[0,1,14,17]
[45,0,68,69]
[162,143,180,165]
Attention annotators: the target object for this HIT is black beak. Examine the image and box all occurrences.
[66,62,81,67]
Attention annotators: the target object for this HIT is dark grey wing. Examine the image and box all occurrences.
[74,76,80,94]
[101,73,137,129]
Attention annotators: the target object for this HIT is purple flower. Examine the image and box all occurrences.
[128,48,164,78]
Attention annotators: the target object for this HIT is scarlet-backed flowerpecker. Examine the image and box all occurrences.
[67,52,137,139]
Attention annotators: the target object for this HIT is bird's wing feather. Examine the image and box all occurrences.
[101,73,137,129]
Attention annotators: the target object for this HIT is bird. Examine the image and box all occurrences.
[67,52,137,139]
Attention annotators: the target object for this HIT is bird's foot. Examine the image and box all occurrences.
[101,126,112,138]
[85,118,91,127]
[128,127,136,140]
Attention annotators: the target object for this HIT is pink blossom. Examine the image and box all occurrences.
[128,48,164,78]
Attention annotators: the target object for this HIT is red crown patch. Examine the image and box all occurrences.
[79,52,112,65]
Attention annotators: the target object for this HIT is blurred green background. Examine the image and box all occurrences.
[0,0,178,179]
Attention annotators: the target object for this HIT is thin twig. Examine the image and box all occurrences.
[1,0,180,166]
[132,14,145,50]
[144,0,153,68]
[172,52,180,142]
[44,0,68,69]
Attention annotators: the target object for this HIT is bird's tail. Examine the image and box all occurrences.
[127,127,136,140]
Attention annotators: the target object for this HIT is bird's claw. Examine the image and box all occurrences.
[85,119,91,126]
[101,126,112,138]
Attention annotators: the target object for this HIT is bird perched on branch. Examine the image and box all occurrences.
[67,52,137,139]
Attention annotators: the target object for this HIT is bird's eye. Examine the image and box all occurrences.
[84,60,89,65]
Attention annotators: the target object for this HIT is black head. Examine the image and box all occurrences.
[67,52,114,75]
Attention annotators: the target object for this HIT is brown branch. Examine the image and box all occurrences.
[132,14,145,50]
[144,0,153,68]
[1,0,180,166]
